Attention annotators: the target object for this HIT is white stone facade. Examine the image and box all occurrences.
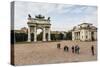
[72,23,97,41]
[27,14,51,42]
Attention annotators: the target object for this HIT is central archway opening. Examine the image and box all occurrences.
[37,29,43,41]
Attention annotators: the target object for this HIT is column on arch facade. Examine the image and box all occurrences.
[27,26,31,42]
[43,27,46,41]
[33,26,37,42]
[47,28,51,41]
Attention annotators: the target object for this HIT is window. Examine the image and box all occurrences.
[86,36,88,39]
[82,36,83,39]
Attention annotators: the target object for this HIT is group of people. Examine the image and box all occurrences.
[71,45,80,54]
[57,43,95,56]
[57,43,80,54]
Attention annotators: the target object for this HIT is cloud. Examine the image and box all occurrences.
[14,1,97,31]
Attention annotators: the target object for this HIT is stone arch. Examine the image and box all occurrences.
[37,28,42,41]
[27,14,51,42]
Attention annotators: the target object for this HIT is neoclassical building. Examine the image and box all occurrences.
[27,14,51,42]
[72,23,97,41]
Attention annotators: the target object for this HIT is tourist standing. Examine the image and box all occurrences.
[75,45,80,54]
[77,46,80,54]
[75,45,77,54]
[71,46,74,53]
[57,43,61,49]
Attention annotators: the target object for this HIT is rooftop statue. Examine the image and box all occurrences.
[35,14,45,19]
[47,17,50,21]
[28,14,31,18]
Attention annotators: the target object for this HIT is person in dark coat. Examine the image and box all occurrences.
[75,45,78,54]
[64,46,69,52]
[77,46,80,54]
[75,45,80,54]
[91,45,94,56]
[57,43,61,49]
[71,46,75,53]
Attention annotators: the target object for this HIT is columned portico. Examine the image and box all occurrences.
[72,32,80,40]
[72,23,97,41]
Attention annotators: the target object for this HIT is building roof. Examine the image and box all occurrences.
[14,27,28,33]
[78,23,92,26]
[14,30,26,33]
[51,31,67,34]
[72,23,97,31]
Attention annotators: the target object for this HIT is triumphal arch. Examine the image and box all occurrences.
[27,14,51,42]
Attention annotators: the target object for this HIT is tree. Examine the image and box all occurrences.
[66,32,72,40]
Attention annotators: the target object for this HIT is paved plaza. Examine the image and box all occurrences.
[13,40,97,65]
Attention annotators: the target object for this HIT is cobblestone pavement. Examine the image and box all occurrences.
[13,40,97,66]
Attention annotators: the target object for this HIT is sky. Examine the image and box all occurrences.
[14,1,97,32]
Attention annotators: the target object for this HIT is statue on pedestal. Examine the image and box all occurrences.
[48,17,50,21]
[28,14,31,19]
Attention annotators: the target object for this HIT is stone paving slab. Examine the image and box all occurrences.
[13,40,97,66]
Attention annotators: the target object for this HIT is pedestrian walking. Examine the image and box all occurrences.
[75,45,80,54]
[75,45,78,54]
[71,46,74,53]
[64,46,69,52]
[57,43,61,49]
[91,45,94,56]
[77,46,80,54]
